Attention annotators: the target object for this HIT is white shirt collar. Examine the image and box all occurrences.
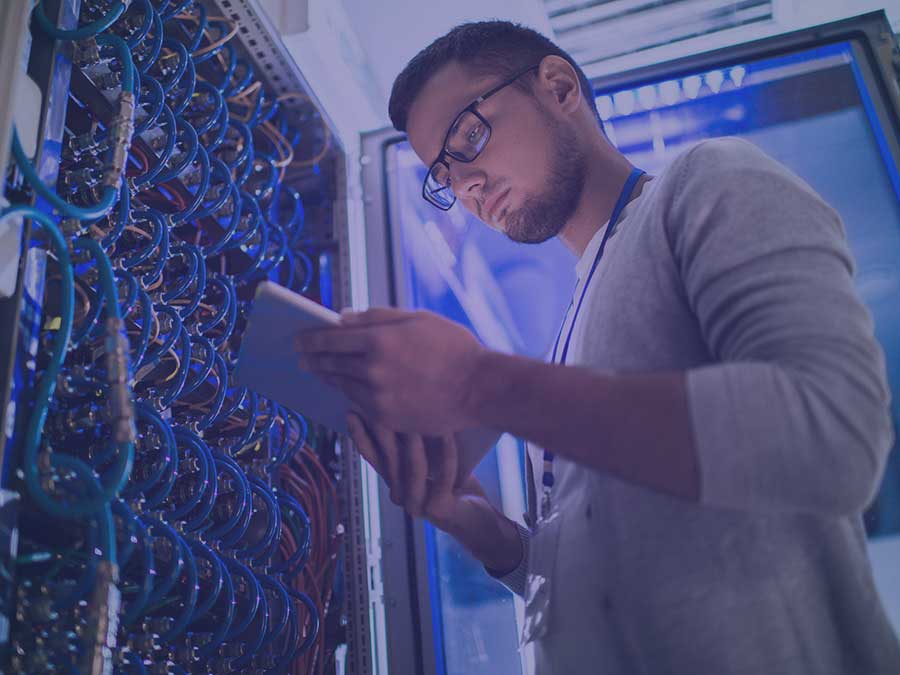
[573,196,641,280]
[574,221,609,280]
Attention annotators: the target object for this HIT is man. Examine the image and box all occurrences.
[298,21,900,673]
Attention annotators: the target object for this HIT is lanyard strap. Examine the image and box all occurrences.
[541,167,645,504]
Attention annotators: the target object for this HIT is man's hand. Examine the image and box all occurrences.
[347,413,479,529]
[347,413,523,574]
[297,308,485,434]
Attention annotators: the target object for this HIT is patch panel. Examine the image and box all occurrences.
[0,1,350,672]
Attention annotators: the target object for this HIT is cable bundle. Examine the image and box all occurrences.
[4,1,343,672]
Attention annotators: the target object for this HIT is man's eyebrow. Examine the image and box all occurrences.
[429,101,472,164]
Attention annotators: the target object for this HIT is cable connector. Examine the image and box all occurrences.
[104,318,136,444]
[69,130,102,154]
[80,561,120,675]
[93,71,122,91]
[73,38,101,68]
[37,448,54,494]
[103,92,135,190]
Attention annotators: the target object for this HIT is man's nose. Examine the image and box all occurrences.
[451,162,486,202]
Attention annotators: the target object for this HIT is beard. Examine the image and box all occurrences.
[503,118,587,244]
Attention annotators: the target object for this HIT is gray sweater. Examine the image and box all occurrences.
[495,138,900,674]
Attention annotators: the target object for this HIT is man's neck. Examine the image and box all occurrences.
[557,145,651,258]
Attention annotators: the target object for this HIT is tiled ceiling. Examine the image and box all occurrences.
[544,0,774,69]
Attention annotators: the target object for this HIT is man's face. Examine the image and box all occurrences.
[406,62,587,244]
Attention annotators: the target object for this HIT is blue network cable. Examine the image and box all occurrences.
[159,0,193,21]
[69,277,103,347]
[121,515,155,627]
[206,452,251,541]
[135,10,163,75]
[187,539,223,623]
[166,428,214,521]
[101,182,131,247]
[196,276,232,333]
[205,100,231,152]
[159,534,198,642]
[12,131,119,220]
[123,0,155,48]
[176,2,208,53]
[255,575,291,654]
[178,336,216,399]
[286,587,320,657]
[161,243,204,307]
[131,286,155,368]
[51,514,100,610]
[97,33,136,93]
[218,119,254,184]
[188,81,225,137]
[112,499,138,569]
[123,402,176,497]
[169,48,197,117]
[135,74,165,135]
[224,559,262,641]
[257,222,289,280]
[207,42,238,94]
[141,304,182,369]
[141,518,184,607]
[239,478,282,563]
[120,211,165,270]
[158,325,192,408]
[133,105,177,187]
[154,115,199,185]
[193,157,234,222]
[273,492,311,578]
[196,553,235,659]
[157,39,190,94]
[169,145,211,224]
[0,207,116,524]
[33,0,126,41]
[229,575,269,670]
[225,59,254,98]
[193,352,229,430]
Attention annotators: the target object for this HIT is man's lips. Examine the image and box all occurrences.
[486,188,510,225]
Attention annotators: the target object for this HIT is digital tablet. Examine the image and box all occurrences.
[234,281,351,433]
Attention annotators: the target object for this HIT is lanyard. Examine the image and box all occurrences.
[540,167,645,519]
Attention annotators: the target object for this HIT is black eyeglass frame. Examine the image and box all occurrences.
[421,64,540,210]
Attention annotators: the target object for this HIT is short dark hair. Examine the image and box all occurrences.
[388,20,601,133]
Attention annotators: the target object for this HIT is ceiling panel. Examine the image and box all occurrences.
[545,0,774,69]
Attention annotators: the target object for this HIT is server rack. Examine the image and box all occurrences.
[0,0,379,672]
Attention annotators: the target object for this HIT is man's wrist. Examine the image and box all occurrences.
[460,349,499,429]
[444,502,523,573]
[481,514,525,575]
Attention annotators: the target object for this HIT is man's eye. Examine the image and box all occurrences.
[466,123,483,144]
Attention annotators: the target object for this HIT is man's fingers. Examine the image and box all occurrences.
[425,434,459,494]
[296,309,415,354]
[340,307,413,327]
[301,353,369,380]
[310,374,379,418]
[294,328,373,355]
[403,433,429,516]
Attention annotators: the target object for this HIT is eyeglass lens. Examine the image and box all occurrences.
[426,163,454,208]
[424,111,491,208]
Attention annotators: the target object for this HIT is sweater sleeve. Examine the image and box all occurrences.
[670,138,893,516]
[485,522,530,597]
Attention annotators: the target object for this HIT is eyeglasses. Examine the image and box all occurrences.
[422,64,540,210]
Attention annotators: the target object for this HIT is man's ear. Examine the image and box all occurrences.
[536,55,581,115]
